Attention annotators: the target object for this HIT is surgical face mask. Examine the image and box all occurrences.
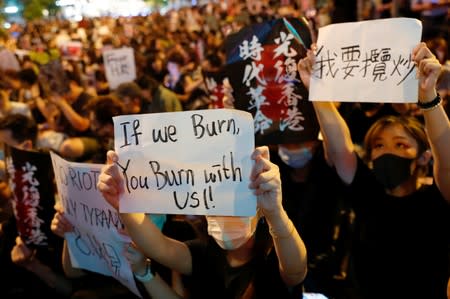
[278,145,313,168]
[371,153,415,190]
[146,214,167,231]
[206,216,256,250]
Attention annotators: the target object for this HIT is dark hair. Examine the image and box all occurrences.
[136,75,160,95]
[18,68,38,85]
[114,82,143,99]
[0,114,37,145]
[205,51,223,69]
[85,95,124,126]
[65,69,83,86]
[363,115,430,177]
[166,51,185,65]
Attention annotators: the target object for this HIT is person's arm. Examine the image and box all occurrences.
[48,94,90,132]
[249,146,307,286]
[125,242,184,299]
[97,151,193,275]
[413,42,450,202]
[297,47,357,184]
[183,74,205,95]
[50,202,86,278]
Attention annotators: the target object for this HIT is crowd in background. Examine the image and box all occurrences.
[0,0,448,298]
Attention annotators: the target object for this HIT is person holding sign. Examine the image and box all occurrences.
[299,42,450,299]
[97,146,308,298]
[50,202,153,299]
[0,113,74,297]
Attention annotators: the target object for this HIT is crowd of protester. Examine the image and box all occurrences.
[0,0,448,298]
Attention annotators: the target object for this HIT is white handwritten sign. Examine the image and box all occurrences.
[113,109,256,216]
[309,18,422,103]
[50,152,140,298]
[103,47,137,89]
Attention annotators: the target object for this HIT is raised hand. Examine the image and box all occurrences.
[297,44,317,90]
[51,202,74,238]
[249,146,282,216]
[97,150,124,211]
[412,42,441,99]
[10,236,35,268]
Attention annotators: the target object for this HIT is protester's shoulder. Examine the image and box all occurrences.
[417,182,449,207]
[159,84,178,99]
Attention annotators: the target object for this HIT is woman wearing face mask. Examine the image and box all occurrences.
[223,86,353,298]
[97,146,307,299]
[299,42,450,299]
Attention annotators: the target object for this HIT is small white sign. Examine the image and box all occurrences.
[103,47,137,89]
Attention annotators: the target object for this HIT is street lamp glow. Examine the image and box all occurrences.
[4,6,18,14]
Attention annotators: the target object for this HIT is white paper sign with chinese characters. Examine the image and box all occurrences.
[50,152,141,298]
[309,18,422,103]
[103,47,137,89]
[113,109,256,216]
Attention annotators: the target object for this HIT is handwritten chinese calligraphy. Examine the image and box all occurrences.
[239,30,305,135]
[7,158,48,245]
[314,45,415,85]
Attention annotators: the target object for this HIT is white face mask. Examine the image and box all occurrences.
[278,145,313,168]
[206,216,256,250]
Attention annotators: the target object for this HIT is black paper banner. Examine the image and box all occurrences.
[225,17,319,145]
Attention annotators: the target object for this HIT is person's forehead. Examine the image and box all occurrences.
[374,123,417,144]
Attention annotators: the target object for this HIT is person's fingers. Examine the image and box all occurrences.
[106,150,118,165]
[412,42,428,61]
[249,154,264,181]
[253,164,279,188]
[251,146,269,160]
[100,153,124,195]
[250,156,277,190]
[54,202,63,212]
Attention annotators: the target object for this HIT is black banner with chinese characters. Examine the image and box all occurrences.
[5,146,57,248]
[224,17,319,145]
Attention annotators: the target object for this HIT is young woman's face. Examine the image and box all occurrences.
[370,123,419,161]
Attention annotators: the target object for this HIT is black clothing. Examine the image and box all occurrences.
[184,219,303,299]
[350,157,449,299]
[271,145,353,298]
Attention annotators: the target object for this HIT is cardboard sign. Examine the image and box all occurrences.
[309,18,422,103]
[50,152,140,297]
[113,109,256,216]
[103,47,137,90]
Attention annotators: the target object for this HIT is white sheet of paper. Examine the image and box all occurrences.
[309,18,422,103]
[113,109,256,216]
[103,47,137,89]
[50,152,141,298]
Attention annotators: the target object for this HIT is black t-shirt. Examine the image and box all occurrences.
[350,157,450,299]
[271,145,351,263]
[184,220,303,299]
